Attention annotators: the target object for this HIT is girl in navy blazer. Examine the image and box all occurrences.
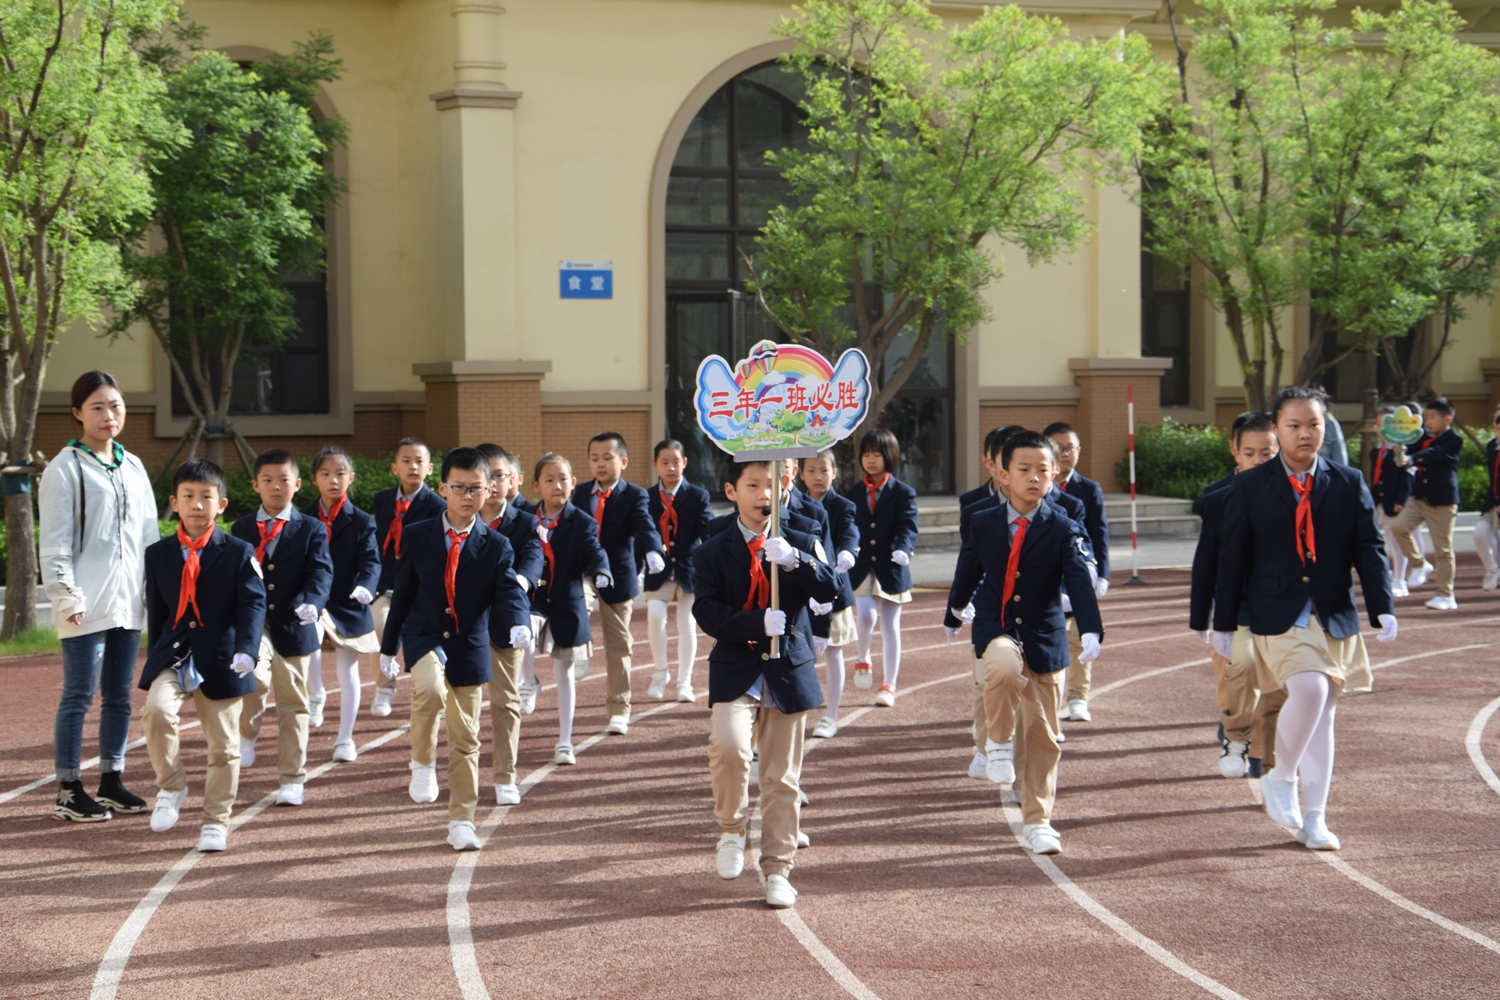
[643,439,715,704]
[840,429,919,706]
[300,447,382,763]
[1473,403,1500,591]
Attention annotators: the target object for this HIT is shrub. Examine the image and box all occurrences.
[1116,418,1235,508]
[154,454,444,521]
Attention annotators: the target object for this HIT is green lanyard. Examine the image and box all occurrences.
[69,439,125,470]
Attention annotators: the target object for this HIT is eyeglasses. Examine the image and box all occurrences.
[444,483,490,499]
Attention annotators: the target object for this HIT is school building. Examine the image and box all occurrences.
[36,0,1500,493]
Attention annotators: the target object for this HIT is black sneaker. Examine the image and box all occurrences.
[53,780,112,822]
[96,772,148,814]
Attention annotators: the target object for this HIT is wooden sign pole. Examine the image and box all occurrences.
[769,458,782,659]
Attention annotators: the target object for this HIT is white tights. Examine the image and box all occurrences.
[1474,516,1500,574]
[306,647,364,745]
[854,596,904,689]
[822,644,846,720]
[554,658,577,747]
[1270,671,1340,815]
[647,595,697,686]
[1383,526,1408,584]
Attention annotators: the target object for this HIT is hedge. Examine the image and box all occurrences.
[153,454,444,521]
[1114,418,1235,510]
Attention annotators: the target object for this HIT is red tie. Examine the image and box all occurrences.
[174,525,213,627]
[1373,447,1388,486]
[744,535,771,611]
[538,513,559,593]
[255,518,285,564]
[864,473,889,513]
[445,529,468,633]
[658,492,677,558]
[1288,476,1316,566]
[1000,517,1029,628]
[1057,478,1069,492]
[594,486,611,527]
[318,496,346,540]
[384,496,411,556]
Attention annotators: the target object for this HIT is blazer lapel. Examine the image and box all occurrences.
[1311,462,1333,516]
[1269,465,1299,516]
[196,527,228,581]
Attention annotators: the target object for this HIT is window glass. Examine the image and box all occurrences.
[666,176,730,226]
[673,88,728,169]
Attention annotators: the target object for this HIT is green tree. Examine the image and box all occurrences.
[747,0,1172,434]
[0,0,180,638]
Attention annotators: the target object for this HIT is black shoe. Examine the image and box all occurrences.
[96,772,148,814]
[1216,721,1226,744]
[1247,757,1263,779]
[54,780,111,822]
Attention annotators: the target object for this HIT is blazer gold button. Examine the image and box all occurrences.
[1013,595,1020,602]
[761,653,769,661]
[446,608,452,615]
[267,564,274,572]
[443,631,451,638]
[267,583,275,591]
[1015,616,1023,623]
[269,603,276,610]
[870,522,876,528]
[172,641,180,648]
[189,621,197,628]
[1301,576,1309,583]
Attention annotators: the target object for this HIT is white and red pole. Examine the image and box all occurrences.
[1128,384,1141,584]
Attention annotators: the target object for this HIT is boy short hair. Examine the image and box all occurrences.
[858,428,900,473]
[729,460,774,486]
[310,445,353,476]
[474,442,507,463]
[1041,421,1077,440]
[393,437,429,458]
[174,458,227,497]
[1234,414,1275,446]
[983,424,1025,461]
[1424,397,1455,417]
[252,448,298,476]
[533,452,572,481]
[441,447,491,482]
[653,438,685,460]
[589,431,628,457]
[1270,385,1329,422]
[1001,430,1057,470]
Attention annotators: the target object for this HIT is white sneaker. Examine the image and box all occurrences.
[811,716,838,739]
[239,737,256,769]
[1293,808,1341,850]
[985,740,1016,784]
[196,823,227,853]
[150,787,187,833]
[408,761,439,803]
[519,682,541,715]
[554,743,576,765]
[1391,581,1410,598]
[1485,571,1500,592]
[1262,773,1303,830]
[1407,561,1434,588]
[447,820,482,851]
[798,787,810,806]
[852,661,873,689]
[647,670,670,700]
[874,685,895,707]
[1023,823,1061,855]
[606,715,630,735]
[572,659,590,680]
[1425,594,1458,611]
[496,783,521,806]
[1056,727,1067,744]
[1218,740,1250,779]
[675,684,697,703]
[370,687,395,717]
[1067,699,1091,722]
[332,740,357,763]
[968,750,987,780]
[276,783,304,806]
[765,873,798,908]
[797,830,811,848]
[307,693,326,728]
[715,830,746,879]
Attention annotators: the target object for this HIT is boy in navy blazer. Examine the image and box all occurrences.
[380,448,532,851]
[141,460,267,853]
[572,432,665,734]
[1391,398,1463,607]
[799,450,859,739]
[1367,406,1415,597]
[1475,404,1500,591]
[1044,422,1111,723]
[232,450,333,807]
[946,432,1102,856]
[642,439,714,704]
[693,460,837,909]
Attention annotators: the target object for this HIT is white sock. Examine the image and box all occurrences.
[647,599,669,672]
[307,649,325,701]
[823,646,846,720]
[1270,671,1340,815]
[1384,527,1408,584]
[335,648,361,744]
[854,596,878,662]
[554,658,576,746]
[677,592,697,686]
[878,598,903,689]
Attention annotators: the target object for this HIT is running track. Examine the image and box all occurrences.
[2,560,1498,999]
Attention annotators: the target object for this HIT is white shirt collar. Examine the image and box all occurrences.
[737,518,769,543]
[659,481,680,497]
[400,483,425,501]
[1280,454,1320,482]
[443,512,478,535]
[1007,500,1041,525]
[594,478,621,494]
[257,505,294,523]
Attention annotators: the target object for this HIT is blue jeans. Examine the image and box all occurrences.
[53,628,140,782]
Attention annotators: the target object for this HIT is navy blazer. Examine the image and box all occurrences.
[230,509,333,657]
[959,490,1078,549]
[513,496,538,517]
[1368,444,1412,517]
[946,501,1102,674]
[532,503,612,649]
[1482,438,1500,515]
[957,482,997,511]
[1213,459,1393,639]
[379,517,531,687]
[299,499,381,640]
[142,529,267,700]
[1408,430,1463,507]
[642,481,714,593]
[572,479,663,604]
[1060,472,1109,579]
[373,485,446,594]
[692,524,837,713]
[1189,473,1247,634]
[488,501,544,649]
[842,476,920,595]
[810,489,859,614]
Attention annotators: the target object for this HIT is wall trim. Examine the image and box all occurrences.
[430,86,522,111]
[413,359,552,382]
[1068,356,1174,376]
[541,391,653,412]
[978,385,1083,406]
[354,390,426,408]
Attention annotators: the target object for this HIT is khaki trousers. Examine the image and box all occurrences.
[981,637,1064,826]
[1391,499,1458,597]
[971,649,986,755]
[409,652,484,823]
[143,671,243,826]
[1252,685,1286,768]
[240,633,311,784]
[372,594,399,691]
[598,598,634,719]
[709,694,805,879]
[1213,626,1259,746]
[488,645,524,786]
[1065,617,1091,703]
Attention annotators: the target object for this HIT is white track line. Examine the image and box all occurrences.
[773,909,883,1000]
[1088,658,1212,700]
[1466,697,1500,799]
[90,722,410,1000]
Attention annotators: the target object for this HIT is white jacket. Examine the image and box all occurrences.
[38,443,159,638]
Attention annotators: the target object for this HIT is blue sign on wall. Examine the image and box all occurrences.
[560,260,612,299]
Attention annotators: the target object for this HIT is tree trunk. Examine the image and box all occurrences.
[1359,346,1380,486]
[2,493,37,639]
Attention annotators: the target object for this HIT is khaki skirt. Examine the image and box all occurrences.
[851,572,912,604]
[318,610,380,654]
[1252,619,1372,694]
[826,605,857,647]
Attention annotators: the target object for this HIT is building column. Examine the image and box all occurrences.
[1482,358,1500,412]
[415,361,552,465]
[1069,357,1173,492]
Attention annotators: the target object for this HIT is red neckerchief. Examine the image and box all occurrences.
[384,494,412,556]
[864,473,889,513]
[537,510,560,593]
[1288,474,1316,566]
[744,535,770,611]
[593,484,612,528]
[444,527,468,633]
[255,517,286,565]
[1000,516,1029,628]
[658,490,677,558]
[174,526,213,627]
[318,496,346,540]
[1373,446,1389,486]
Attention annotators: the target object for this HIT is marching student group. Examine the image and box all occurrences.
[43,369,1488,910]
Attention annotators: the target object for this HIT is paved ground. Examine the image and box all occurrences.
[2,558,1498,999]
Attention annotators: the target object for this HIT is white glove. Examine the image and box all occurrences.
[809,599,833,616]
[1079,633,1101,663]
[380,653,401,679]
[763,609,787,636]
[891,550,910,567]
[762,536,799,569]
[1061,593,1073,614]
[514,572,530,591]
[836,550,856,573]
[813,636,828,656]
[351,586,374,606]
[510,625,532,648]
[1095,577,1109,599]
[1211,631,1235,659]
[295,603,319,625]
[961,603,976,624]
[1377,613,1398,642]
[645,551,665,574]
[1195,629,1209,644]
[536,523,550,544]
[595,574,611,589]
[231,653,255,677]
[944,625,962,645]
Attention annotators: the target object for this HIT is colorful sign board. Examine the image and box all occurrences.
[560,260,612,299]
[694,340,871,459]
[1379,405,1425,445]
